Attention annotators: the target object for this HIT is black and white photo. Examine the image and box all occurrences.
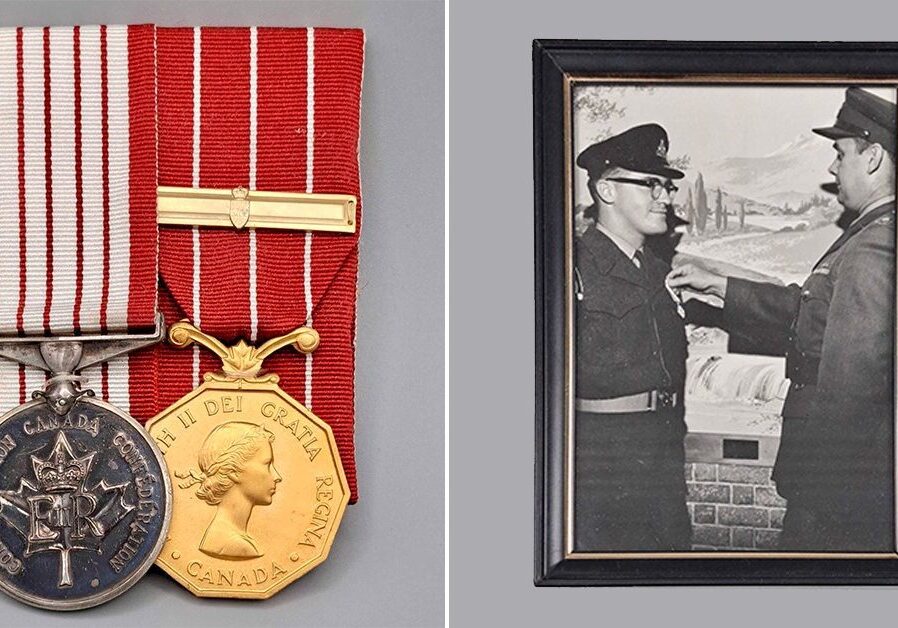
[534,41,898,584]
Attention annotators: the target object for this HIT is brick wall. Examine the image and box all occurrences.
[685,462,786,550]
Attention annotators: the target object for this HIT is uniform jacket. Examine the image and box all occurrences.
[574,227,692,551]
[575,227,687,400]
[722,201,896,504]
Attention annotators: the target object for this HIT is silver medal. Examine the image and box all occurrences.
[0,328,171,610]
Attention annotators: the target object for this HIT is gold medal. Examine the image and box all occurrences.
[145,321,349,599]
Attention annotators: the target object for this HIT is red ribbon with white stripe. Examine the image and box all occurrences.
[149,27,364,500]
[0,25,157,410]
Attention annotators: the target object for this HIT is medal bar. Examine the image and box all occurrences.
[157,185,357,232]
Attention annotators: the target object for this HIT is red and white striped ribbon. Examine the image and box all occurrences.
[151,26,364,500]
[0,25,363,502]
[0,25,157,411]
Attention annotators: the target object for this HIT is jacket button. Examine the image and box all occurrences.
[801,290,811,300]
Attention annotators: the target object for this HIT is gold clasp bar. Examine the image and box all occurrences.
[157,185,357,233]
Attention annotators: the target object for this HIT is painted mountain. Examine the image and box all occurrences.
[677,132,836,214]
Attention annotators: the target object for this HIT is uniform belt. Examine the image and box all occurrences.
[576,390,679,414]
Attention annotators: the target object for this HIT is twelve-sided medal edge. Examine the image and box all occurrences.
[146,376,349,599]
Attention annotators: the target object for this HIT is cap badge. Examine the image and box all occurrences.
[656,138,667,158]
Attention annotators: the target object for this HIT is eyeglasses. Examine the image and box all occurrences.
[604,177,678,200]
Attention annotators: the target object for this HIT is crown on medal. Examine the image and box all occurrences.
[31,432,94,493]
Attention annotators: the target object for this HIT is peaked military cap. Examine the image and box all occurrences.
[576,123,685,180]
[813,87,897,155]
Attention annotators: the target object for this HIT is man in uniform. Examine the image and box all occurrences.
[668,88,896,550]
[574,123,691,551]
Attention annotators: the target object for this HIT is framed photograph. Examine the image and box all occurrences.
[534,41,898,584]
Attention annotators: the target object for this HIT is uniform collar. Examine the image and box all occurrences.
[816,198,895,266]
[846,197,894,236]
[580,227,656,288]
[859,194,896,217]
[595,222,643,264]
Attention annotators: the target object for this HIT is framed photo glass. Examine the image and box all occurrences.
[534,41,898,584]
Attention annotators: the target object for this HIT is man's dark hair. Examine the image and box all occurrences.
[583,179,599,220]
[853,137,896,164]
[583,166,626,221]
[583,202,598,221]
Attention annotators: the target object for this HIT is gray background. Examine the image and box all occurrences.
[448,0,898,627]
[0,1,444,626]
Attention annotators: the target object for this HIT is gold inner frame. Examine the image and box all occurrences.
[561,74,898,560]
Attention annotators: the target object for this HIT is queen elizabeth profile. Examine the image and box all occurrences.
[177,422,282,559]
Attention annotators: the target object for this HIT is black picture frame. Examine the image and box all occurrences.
[533,40,898,585]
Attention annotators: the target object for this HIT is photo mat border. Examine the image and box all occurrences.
[534,40,898,585]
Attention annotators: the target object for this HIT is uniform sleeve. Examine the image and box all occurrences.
[721,277,802,356]
[816,228,895,415]
[683,299,724,328]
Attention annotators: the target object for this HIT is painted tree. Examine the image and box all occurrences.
[715,188,724,232]
[684,187,694,235]
[738,199,746,231]
[574,85,653,142]
[694,173,708,235]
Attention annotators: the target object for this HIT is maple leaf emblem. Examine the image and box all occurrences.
[0,431,134,587]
